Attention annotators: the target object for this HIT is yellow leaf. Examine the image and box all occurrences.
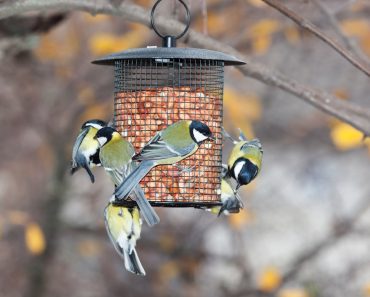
[247,0,266,7]
[25,222,46,255]
[8,210,29,225]
[284,26,300,45]
[367,138,370,156]
[89,29,148,56]
[79,101,112,123]
[333,88,349,100]
[84,14,111,23]
[224,87,262,139]
[252,35,272,55]
[135,0,152,6]
[360,32,370,56]
[250,20,280,37]
[339,19,370,55]
[258,266,282,292]
[278,288,309,297]
[228,209,253,230]
[340,19,370,38]
[363,282,370,296]
[159,260,179,282]
[204,12,227,36]
[249,20,280,55]
[34,27,80,63]
[330,122,365,151]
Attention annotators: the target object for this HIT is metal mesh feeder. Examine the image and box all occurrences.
[92,0,245,208]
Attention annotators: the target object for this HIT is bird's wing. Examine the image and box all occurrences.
[99,142,133,186]
[104,204,124,259]
[103,161,133,186]
[134,133,194,161]
[72,127,89,166]
[106,168,123,186]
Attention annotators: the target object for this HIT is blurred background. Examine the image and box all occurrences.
[0,0,370,297]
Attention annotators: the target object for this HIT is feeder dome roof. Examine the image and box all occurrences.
[92,47,245,66]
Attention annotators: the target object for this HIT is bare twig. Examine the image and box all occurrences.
[312,0,370,65]
[261,0,370,77]
[0,0,369,135]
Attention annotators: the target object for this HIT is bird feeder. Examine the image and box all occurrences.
[92,0,245,208]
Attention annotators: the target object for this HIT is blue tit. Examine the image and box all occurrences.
[114,120,214,200]
[71,119,107,183]
[104,203,145,276]
[208,178,243,216]
[227,139,263,190]
[95,127,160,227]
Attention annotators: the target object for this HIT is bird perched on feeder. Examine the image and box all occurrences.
[114,120,215,200]
[225,129,263,190]
[104,203,145,276]
[208,177,243,216]
[95,126,160,227]
[71,119,107,183]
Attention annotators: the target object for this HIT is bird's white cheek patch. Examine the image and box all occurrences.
[233,161,245,178]
[193,129,208,142]
[97,137,107,146]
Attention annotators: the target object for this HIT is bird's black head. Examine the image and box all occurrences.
[189,120,215,144]
[82,119,107,130]
[94,126,116,147]
[232,158,259,187]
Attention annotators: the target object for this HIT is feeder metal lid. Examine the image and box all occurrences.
[92,47,245,66]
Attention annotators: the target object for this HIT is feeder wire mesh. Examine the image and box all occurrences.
[114,58,224,207]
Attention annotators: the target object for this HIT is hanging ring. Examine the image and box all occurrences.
[150,0,191,40]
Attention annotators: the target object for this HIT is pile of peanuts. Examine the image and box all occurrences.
[115,86,222,204]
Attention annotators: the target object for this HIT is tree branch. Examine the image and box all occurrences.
[261,0,370,77]
[1,0,370,135]
[311,0,370,65]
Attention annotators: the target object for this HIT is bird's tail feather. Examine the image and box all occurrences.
[83,163,95,183]
[115,161,154,199]
[123,249,146,276]
[74,154,95,183]
[132,186,160,227]
[70,166,79,175]
[218,198,241,216]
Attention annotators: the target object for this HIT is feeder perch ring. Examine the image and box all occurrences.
[150,0,191,40]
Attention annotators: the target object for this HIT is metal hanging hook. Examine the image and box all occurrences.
[150,0,191,47]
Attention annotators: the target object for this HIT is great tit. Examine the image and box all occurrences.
[71,119,107,183]
[114,120,214,200]
[227,138,263,190]
[209,178,243,216]
[95,127,160,227]
[104,203,145,276]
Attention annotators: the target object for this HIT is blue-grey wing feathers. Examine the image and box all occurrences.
[131,185,159,227]
[71,127,89,169]
[115,161,155,200]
